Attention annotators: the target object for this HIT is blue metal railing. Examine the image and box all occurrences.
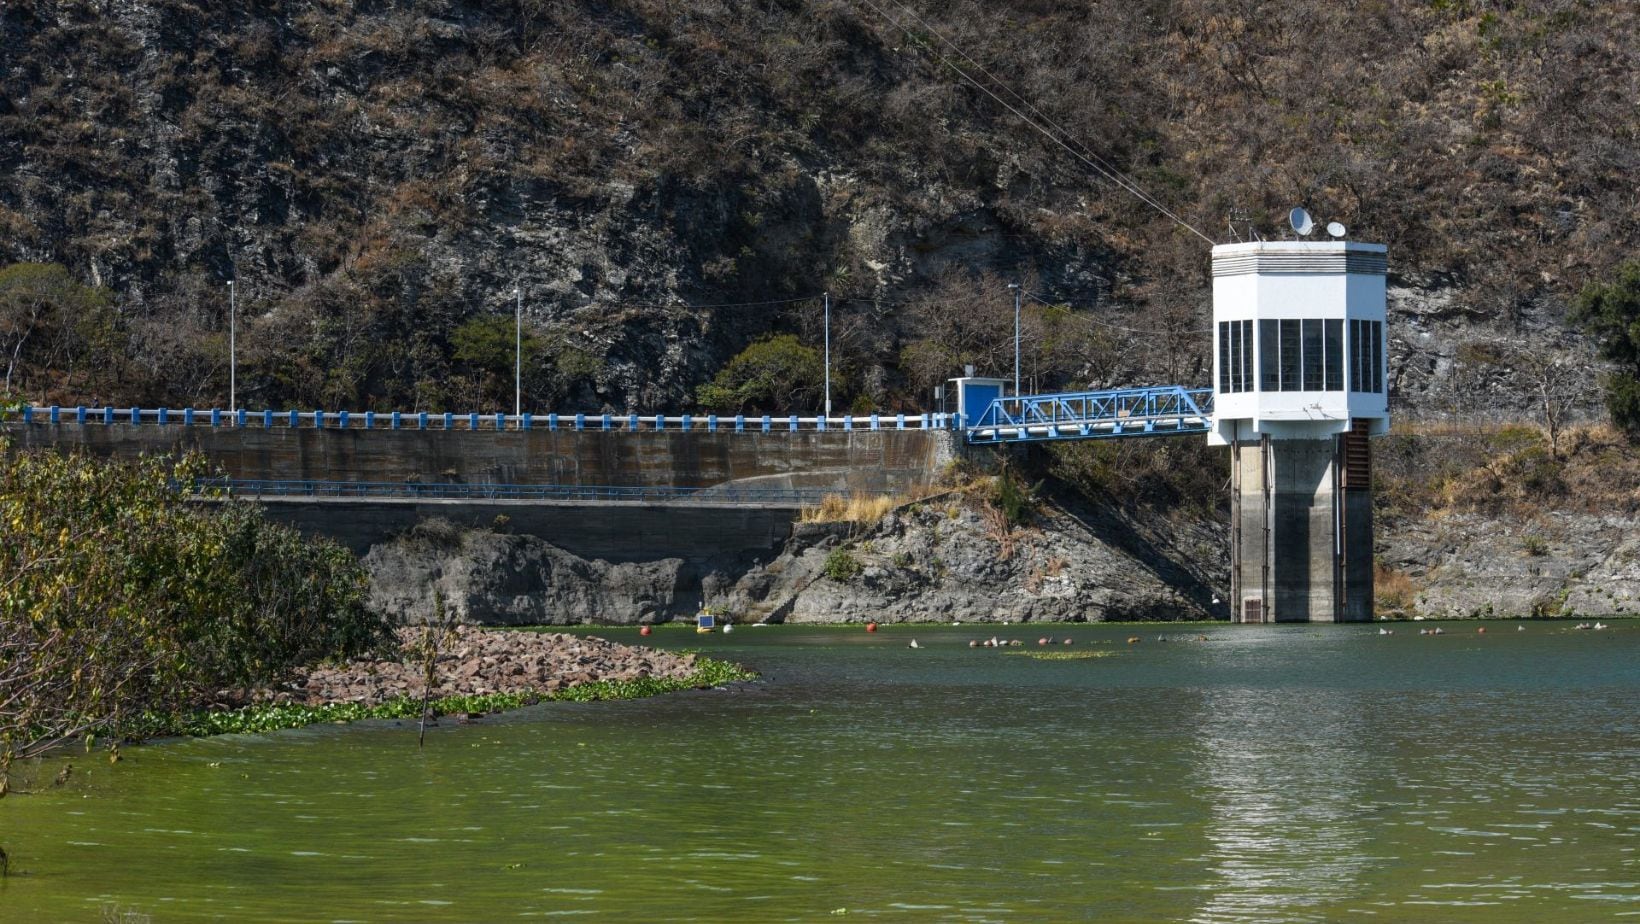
[965,386,1214,444]
[10,391,1213,445]
[9,405,955,433]
[192,478,839,506]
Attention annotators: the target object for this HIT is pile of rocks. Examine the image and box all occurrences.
[263,627,701,708]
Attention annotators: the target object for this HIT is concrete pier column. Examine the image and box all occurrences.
[1231,429,1372,623]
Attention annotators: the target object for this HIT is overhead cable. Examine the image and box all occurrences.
[852,0,1214,244]
[1025,290,1210,335]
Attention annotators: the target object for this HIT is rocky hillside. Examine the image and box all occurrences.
[2,1,1635,418]
[1375,423,1640,619]
[360,487,1228,626]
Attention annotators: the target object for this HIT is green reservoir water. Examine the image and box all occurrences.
[2,621,1637,922]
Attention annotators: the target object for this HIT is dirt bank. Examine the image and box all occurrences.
[259,627,704,708]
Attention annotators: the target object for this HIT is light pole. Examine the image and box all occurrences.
[514,286,523,419]
[823,291,831,418]
[227,279,236,413]
[1008,282,1021,396]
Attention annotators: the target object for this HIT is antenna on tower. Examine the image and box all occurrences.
[1289,207,1316,237]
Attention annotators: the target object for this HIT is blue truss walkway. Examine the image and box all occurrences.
[965,385,1213,444]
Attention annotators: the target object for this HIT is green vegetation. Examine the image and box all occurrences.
[1006,650,1114,661]
[989,463,1041,529]
[1571,260,1640,441]
[0,262,117,400]
[0,447,388,777]
[158,657,756,738]
[695,335,823,414]
[823,547,863,582]
[450,315,547,397]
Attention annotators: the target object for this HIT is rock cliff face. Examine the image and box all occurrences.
[4,2,1634,416]
[363,520,702,625]
[1381,512,1640,620]
[363,493,1230,625]
[721,498,1225,624]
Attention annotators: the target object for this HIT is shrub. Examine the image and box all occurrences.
[1374,562,1419,616]
[1571,260,1640,441]
[989,463,1040,528]
[695,335,823,414]
[823,547,863,581]
[0,448,388,773]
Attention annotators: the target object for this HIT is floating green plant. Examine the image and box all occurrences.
[140,657,758,739]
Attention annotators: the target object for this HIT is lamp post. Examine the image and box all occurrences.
[514,286,523,419]
[823,291,831,418]
[1008,282,1021,396]
[227,279,236,413]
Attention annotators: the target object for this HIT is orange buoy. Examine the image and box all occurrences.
[1038,637,1049,646]
[1477,626,1486,634]
[640,625,652,636]
[866,622,878,633]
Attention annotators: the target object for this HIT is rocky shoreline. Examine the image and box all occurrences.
[361,492,1228,627]
[250,627,707,709]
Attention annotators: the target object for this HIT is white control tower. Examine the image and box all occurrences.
[1209,228,1389,622]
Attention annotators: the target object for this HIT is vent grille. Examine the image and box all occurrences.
[1212,250,1387,277]
[1241,598,1265,624]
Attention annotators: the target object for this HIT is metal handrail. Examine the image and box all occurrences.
[190,478,845,505]
[9,405,951,433]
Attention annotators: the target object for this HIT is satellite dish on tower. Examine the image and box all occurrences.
[1326,221,1347,239]
[1289,207,1315,236]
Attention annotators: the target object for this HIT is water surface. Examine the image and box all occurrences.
[2,621,1636,921]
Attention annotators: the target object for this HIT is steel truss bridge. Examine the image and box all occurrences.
[963,386,1213,445]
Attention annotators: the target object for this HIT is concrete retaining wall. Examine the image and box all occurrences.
[6,421,956,562]
[2,422,954,495]
[230,497,799,561]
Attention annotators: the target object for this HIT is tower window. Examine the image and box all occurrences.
[1216,320,1254,393]
[1257,317,1348,392]
[1349,319,1385,393]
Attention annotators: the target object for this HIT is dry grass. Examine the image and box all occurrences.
[799,492,897,524]
[1375,562,1419,616]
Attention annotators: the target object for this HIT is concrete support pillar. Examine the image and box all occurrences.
[1231,431,1373,622]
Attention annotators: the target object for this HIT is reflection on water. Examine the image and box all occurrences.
[1192,687,1374,923]
[0,622,1635,921]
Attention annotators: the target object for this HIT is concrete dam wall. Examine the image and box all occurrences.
[3,421,953,495]
[3,420,957,562]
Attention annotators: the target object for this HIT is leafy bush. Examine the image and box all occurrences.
[989,463,1041,528]
[823,547,863,581]
[0,448,388,773]
[696,335,823,414]
[1572,260,1640,441]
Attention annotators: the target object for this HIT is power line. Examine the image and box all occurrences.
[593,294,822,311]
[851,0,1214,244]
[1024,290,1210,336]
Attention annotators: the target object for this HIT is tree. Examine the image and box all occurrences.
[0,449,387,778]
[695,335,823,414]
[0,263,115,398]
[1570,261,1640,441]
[450,315,546,408]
